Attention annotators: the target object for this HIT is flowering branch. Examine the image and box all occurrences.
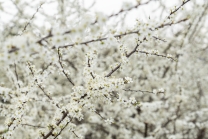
[20,2,45,35]
[27,62,53,101]
[58,18,188,49]
[21,123,45,128]
[138,50,176,61]
[43,112,70,139]
[167,0,191,19]
[36,0,155,44]
[108,0,157,18]
[57,48,75,86]
[105,63,121,77]
[123,88,154,94]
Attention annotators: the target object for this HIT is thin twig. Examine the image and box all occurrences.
[57,48,75,86]
[109,0,156,18]
[88,58,95,79]
[138,50,177,61]
[20,2,44,35]
[21,123,45,128]
[58,18,187,49]
[155,18,188,29]
[43,112,69,139]
[105,63,121,77]
[27,62,55,102]
[123,88,153,94]
[53,122,69,139]
[36,0,155,44]
[14,63,20,88]
[126,44,140,58]
[167,0,191,19]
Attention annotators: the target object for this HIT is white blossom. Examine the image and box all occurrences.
[0,0,207,139]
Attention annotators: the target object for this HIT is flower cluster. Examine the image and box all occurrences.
[0,0,207,139]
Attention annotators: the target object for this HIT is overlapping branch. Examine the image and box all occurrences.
[36,0,155,45]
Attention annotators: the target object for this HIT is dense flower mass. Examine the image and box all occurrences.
[0,0,208,138]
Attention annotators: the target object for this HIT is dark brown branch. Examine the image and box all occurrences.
[95,111,105,120]
[72,131,79,138]
[167,0,191,19]
[59,30,140,48]
[14,63,20,88]
[162,118,172,127]
[155,18,188,29]
[109,0,156,18]
[197,128,206,139]
[126,44,140,58]
[21,123,45,128]
[104,29,177,77]
[53,122,70,139]
[36,0,155,44]
[144,122,148,137]
[40,62,52,74]
[8,47,19,53]
[64,60,78,71]
[138,50,177,61]
[105,63,121,77]
[87,58,95,79]
[162,67,170,78]
[27,62,54,102]
[57,48,75,86]
[20,2,44,35]
[188,3,208,41]
[152,36,166,42]
[58,18,187,49]
[123,88,153,94]
[36,31,53,45]
[43,112,69,139]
